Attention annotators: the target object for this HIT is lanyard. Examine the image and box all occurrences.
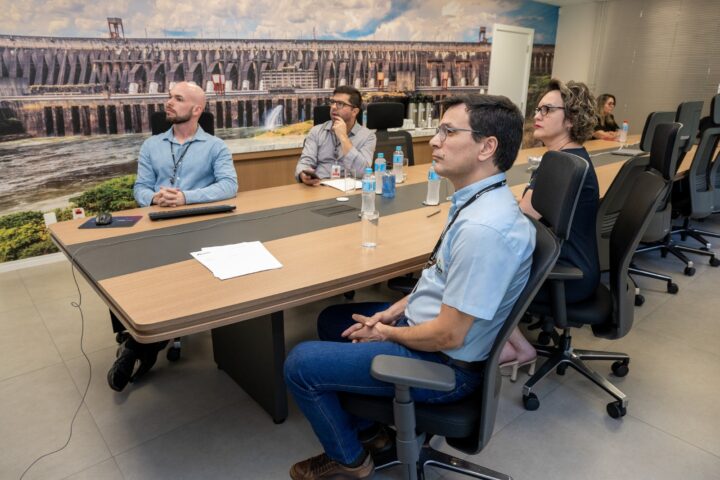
[169,142,192,186]
[425,179,506,269]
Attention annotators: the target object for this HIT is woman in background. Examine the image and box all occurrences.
[593,93,620,140]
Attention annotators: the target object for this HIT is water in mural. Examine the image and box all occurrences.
[0,128,262,216]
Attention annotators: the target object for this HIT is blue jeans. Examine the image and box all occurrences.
[285,303,484,464]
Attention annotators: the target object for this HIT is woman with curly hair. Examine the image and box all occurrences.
[593,93,620,140]
[500,79,600,370]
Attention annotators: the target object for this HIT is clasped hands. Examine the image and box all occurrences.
[342,310,396,343]
[153,187,186,207]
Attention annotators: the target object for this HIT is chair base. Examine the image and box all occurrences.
[373,441,512,480]
[522,331,629,413]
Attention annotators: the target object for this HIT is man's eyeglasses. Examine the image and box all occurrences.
[328,99,355,109]
[434,124,483,142]
[535,105,564,117]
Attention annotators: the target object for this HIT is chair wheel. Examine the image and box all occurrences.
[537,331,552,346]
[166,347,181,362]
[523,393,540,411]
[611,360,629,377]
[343,290,356,300]
[606,401,626,419]
[684,266,695,276]
[556,363,568,376]
[710,257,720,267]
[115,331,130,344]
[667,283,679,294]
[634,294,645,306]
[660,248,668,258]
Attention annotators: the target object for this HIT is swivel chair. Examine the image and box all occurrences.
[670,94,720,261]
[634,101,704,277]
[340,217,560,480]
[312,105,331,126]
[522,141,675,417]
[366,102,415,166]
[110,110,216,361]
[338,149,593,479]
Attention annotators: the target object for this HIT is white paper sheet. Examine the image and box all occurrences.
[191,241,283,280]
[320,179,362,191]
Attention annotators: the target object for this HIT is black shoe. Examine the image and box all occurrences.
[360,425,395,456]
[132,340,168,381]
[107,342,138,392]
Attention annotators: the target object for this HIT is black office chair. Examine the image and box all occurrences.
[110,110,217,361]
[522,165,671,419]
[366,102,415,166]
[633,102,703,277]
[670,94,720,263]
[339,217,560,480]
[312,105,331,126]
[150,110,216,135]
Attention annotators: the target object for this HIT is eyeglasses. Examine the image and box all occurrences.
[328,99,355,109]
[434,124,483,142]
[535,105,564,117]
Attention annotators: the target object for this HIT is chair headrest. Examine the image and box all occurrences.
[531,150,589,241]
[313,105,331,126]
[712,94,720,124]
[366,102,405,130]
[647,122,682,180]
[150,111,215,136]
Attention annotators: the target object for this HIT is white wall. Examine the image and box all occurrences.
[551,2,601,87]
[553,0,720,130]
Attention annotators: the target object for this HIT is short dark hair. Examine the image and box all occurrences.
[440,94,524,172]
[333,85,362,109]
[544,79,597,143]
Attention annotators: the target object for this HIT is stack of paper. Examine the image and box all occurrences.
[191,241,283,280]
[320,179,362,191]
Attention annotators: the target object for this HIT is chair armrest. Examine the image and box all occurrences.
[370,355,455,391]
[548,265,584,281]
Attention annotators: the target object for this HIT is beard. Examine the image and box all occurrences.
[168,111,192,124]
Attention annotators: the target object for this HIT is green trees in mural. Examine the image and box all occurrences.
[0,175,138,262]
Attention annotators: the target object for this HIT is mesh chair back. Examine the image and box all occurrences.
[468,217,560,452]
[675,101,704,155]
[530,150,589,241]
[312,105,331,126]
[150,111,215,136]
[687,99,720,217]
[600,171,668,339]
[367,102,415,166]
[640,111,675,152]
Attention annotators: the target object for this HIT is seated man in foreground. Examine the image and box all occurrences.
[295,85,376,185]
[107,81,238,392]
[284,94,536,480]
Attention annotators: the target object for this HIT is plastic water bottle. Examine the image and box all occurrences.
[382,170,396,198]
[618,120,629,143]
[374,153,386,194]
[362,109,367,126]
[361,167,375,214]
[425,161,441,205]
[392,146,404,183]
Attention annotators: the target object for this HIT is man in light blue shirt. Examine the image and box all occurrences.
[133,81,237,207]
[284,94,535,479]
[296,85,376,185]
[108,82,237,393]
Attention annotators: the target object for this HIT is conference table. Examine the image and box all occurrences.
[49,135,649,423]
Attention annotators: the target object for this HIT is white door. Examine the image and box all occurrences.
[488,24,534,114]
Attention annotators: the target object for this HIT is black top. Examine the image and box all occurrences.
[529,147,600,303]
[595,114,619,132]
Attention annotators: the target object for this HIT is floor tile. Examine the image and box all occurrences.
[0,269,35,313]
[0,305,62,381]
[0,364,111,480]
[64,335,249,455]
[62,458,124,480]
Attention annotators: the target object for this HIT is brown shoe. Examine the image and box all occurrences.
[289,452,374,479]
[361,427,394,455]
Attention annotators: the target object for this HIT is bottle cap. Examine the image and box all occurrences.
[395,146,402,150]
[377,152,384,158]
[365,167,373,174]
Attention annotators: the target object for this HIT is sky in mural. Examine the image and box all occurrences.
[1,0,558,44]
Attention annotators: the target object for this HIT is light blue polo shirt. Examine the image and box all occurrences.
[133,125,238,207]
[405,172,536,362]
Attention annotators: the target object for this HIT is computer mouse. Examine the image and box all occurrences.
[95,212,113,226]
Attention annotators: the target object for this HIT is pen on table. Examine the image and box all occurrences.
[426,210,441,218]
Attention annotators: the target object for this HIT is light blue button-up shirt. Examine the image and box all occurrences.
[133,126,238,207]
[405,172,536,362]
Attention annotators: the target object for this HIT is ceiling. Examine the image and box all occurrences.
[535,0,599,6]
